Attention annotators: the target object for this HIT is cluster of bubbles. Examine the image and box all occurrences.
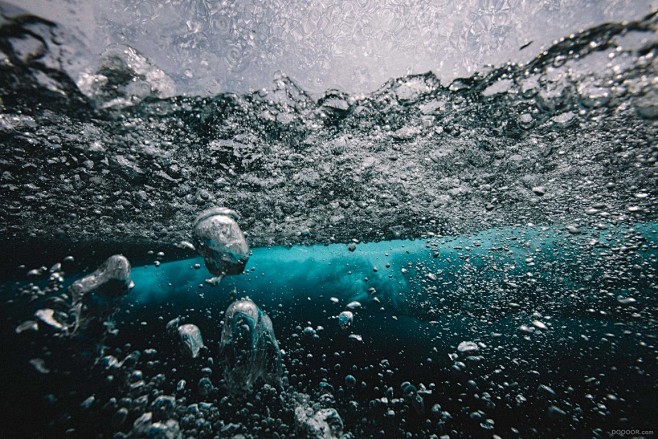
[1,6,657,438]
[12,207,357,438]
[0,9,656,260]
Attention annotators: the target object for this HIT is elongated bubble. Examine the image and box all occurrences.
[69,255,133,304]
[68,255,133,334]
[219,298,282,393]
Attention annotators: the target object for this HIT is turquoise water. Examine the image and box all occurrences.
[4,223,655,437]
[131,223,658,316]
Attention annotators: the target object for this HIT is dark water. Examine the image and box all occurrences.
[1,3,657,439]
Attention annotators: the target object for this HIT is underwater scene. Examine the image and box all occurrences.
[0,1,657,438]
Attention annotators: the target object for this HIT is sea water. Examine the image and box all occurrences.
[0,3,657,438]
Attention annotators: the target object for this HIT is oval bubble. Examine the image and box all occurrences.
[192,207,250,276]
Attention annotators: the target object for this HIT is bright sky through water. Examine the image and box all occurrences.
[7,0,656,96]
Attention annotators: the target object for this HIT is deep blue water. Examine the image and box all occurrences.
[2,223,657,438]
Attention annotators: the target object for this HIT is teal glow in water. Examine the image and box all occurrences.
[130,223,658,316]
[3,225,657,438]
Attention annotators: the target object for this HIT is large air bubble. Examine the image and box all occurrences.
[192,207,250,282]
[69,255,133,303]
[69,254,134,335]
[218,298,282,394]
